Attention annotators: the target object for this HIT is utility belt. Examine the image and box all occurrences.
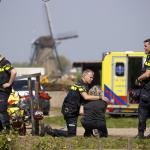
[0,86,11,93]
[0,86,6,92]
[61,105,79,117]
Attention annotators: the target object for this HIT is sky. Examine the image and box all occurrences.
[0,0,150,63]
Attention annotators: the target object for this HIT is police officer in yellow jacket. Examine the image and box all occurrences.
[0,54,17,132]
[43,69,109,137]
[135,39,150,138]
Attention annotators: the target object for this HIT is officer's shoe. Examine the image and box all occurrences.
[45,125,55,136]
[40,125,55,137]
[134,132,144,139]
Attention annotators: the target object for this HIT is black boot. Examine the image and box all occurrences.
[40,125,55,137]
[134,132,144,139]
[45,126,55,136]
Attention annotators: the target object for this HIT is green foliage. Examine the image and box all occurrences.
[134,138,150,150]
[0,134,17,150]
[71,136,129,149]
[5,135,150,150]
[0,135,10,150]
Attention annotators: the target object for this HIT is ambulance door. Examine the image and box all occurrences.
[111,56,128,105]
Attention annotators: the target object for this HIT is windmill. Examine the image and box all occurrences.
[30,0,78,78]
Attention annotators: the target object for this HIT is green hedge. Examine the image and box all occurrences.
[1,135,150,150]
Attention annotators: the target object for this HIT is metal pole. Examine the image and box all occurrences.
[34,76,41,135]
[43,0,63,73]
[28,77,36,135]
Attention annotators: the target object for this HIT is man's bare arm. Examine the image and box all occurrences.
[81,92,109,103]
[2,68,17,88]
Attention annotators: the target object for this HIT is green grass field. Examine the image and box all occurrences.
[44,115,150,128]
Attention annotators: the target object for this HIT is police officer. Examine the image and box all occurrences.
[43,69,109,137]
[135,39,150,138]
[0,54,17,132]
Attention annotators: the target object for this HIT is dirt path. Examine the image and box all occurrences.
[49,108,150,137]
[77,128,139,137]
[49,125,150,137]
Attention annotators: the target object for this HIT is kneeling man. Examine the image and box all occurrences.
[80,85,108,137]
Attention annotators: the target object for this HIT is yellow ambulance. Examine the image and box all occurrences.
[73,51,146,115]
[102,51,146,115]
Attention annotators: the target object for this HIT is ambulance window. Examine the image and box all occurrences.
[116,62,124,76]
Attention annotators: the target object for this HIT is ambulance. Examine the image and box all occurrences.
[101,51,146,115]
[73,51,146,115]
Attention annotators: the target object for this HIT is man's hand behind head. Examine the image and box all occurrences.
[89,85,112,104]
[88,85,103,96]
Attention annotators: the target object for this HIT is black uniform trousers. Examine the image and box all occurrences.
[138,88,150,135]
[0,91,10,130]
[48,116,78,137]
[81,118,108,137]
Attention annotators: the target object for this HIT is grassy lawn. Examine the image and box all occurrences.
[44,115,150,128]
